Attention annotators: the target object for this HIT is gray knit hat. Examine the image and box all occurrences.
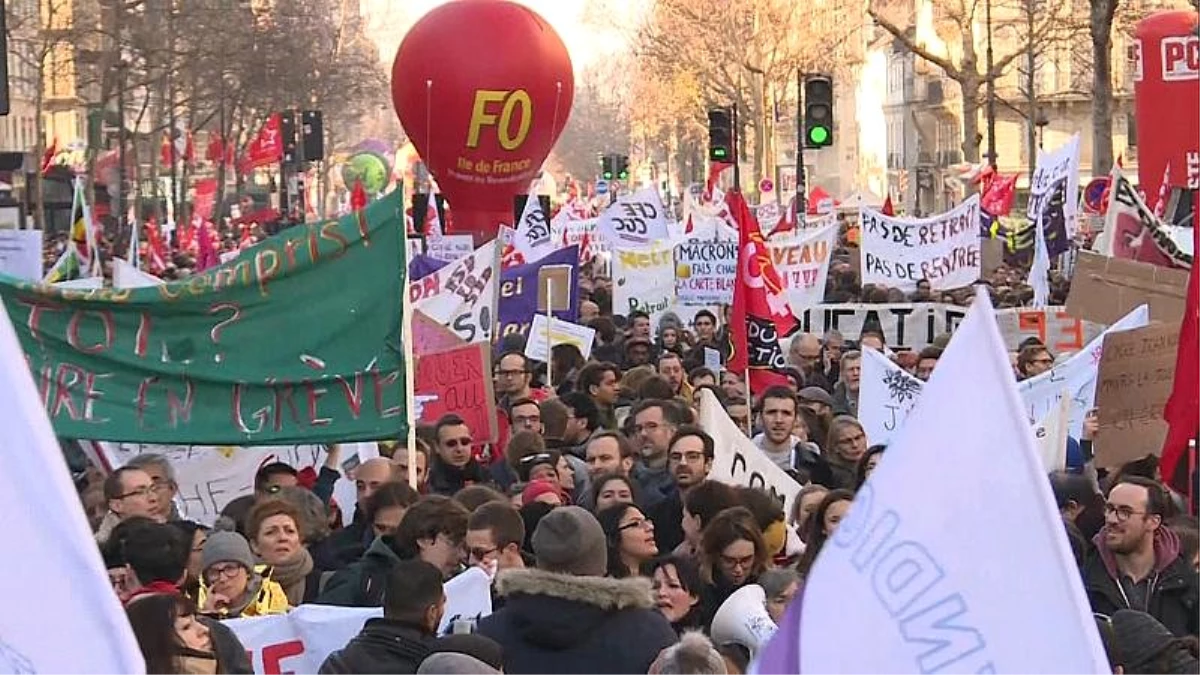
[416,652,498,675]
[531,505,607,577]
[201,530,255,573]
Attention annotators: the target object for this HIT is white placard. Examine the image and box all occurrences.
[595,188,672,247]
[426,234,476,263]
[0,229,43,281]
[0,298,146,673]
[613,242,676,324]
[95,442,379,527]
[795,303,1105,352]
[768,223,838,314]
[226,568,493,674]
[675,240,738,305]
[860,194,981,292]
[764,292,1109,674]
[1028,134,1082,235]
[697,388,802,516]
[859,347,924,446]
[409,241,499,344]
[524,314,596,362]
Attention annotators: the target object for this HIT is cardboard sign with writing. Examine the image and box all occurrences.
[414,342,498,444]
[1094,321,1180,467]
[1066,251,1188,325]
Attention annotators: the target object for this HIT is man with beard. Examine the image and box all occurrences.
[1082,476,1198,636]
[630,399,683,507]
[647,426,713,560]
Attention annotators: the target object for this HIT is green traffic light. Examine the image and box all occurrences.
[713,147,728,159]
[618,171,629,180]
[808,125,830,145]
[603,171,613,180]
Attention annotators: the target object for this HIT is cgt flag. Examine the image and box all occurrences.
[726,190,797,394]
[753,290,1110,674]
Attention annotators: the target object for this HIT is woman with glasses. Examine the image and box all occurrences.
[824,416,869,490]
[597,503,659,579]
[698,507,770,628]
[199,529,289,619]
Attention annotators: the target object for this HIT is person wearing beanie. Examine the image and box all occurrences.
[423,634,504,672]
[521,479,565,507]
[199,529,289,619]
[416,652,499,675]
[1108,610,1200,674]
[476,506,678,673]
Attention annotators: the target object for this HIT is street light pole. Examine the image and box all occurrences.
[985,0,997,168]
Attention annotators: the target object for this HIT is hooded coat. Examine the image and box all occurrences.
[1082,526,1199,637]
[318,618,435,674]
[476,568,677,674]
[316,536,401,607]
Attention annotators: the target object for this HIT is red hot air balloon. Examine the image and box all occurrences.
[391,0,575,244]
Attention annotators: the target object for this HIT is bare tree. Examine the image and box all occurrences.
[1090,0,1119,175]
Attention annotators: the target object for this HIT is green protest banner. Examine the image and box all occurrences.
[0,192,408,445]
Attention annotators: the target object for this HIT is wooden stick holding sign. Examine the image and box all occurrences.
[545,275,554,386]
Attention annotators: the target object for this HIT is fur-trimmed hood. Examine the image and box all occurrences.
[482,568,666,654]
[494,568,656,611]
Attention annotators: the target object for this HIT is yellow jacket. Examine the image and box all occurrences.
[199,565,290,619]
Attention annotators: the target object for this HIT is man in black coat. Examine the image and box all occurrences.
[319,560,444,674]
[476,506,677,673]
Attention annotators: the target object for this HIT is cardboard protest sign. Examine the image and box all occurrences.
[414,341,498,444]
[859,195,981,291]
[675,241,737,305]
[226,569,493,674]
[613,242,676,324]
[0,229,43,281]
[525,314,596,362]
[1017,305,1150,437]
[412,309,467,354]
[411,240,499,345]
[0,193,408,444]
[768,223,837,314]
[795,303,1103,352]
[497,246,579,337]
[697,387,801,516]
[1093,321,1180,467]
[595,188,671,247]
[1066,251,1188,325]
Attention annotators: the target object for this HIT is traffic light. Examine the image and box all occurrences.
[708,108,733,162]
[601,154,615,181]
[804,76,833,148]
[615,155,629,181]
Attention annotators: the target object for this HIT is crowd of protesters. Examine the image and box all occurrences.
[64,207,1198,674]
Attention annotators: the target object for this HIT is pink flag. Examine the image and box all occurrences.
[196,220,219,272]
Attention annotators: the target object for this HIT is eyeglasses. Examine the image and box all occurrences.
[205,563,244,582]
[150,479,174,493]
[117,485,156,500]
[669,451,706,463]
[1031,358,1054,366]
[619,518,654,532]
[720,553,756,570]
[468,546,499,563]
[1104,503,1152,522]
[519,452,556,466]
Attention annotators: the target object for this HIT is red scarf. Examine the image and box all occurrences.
[123,580,180,606]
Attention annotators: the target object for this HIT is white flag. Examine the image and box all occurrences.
[0,300,146,672]
[595,187,672,247]
[775,290,1110,674]
[1027,211,1051,308]
[113,257,164,288]
[410,241,499,344]
[859,347,923,446]
[513,195,554,263]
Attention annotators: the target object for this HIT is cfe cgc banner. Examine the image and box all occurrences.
[795,303,1105,352]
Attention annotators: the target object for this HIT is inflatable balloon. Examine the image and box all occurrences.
[341,152,390,195]
[1133,11,1198,205]
[391,0,574,244]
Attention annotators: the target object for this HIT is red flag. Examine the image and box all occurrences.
[704,161,733,201]
[350,179,367,211]
[881,194,895,217]
[183,131,195,165]
[196,220,219,272]
[145,219,168,274]
[160,134,173,166]
[981,174,1017,216]
[206,133,225,163]
[40,137,58,176]
[239,113,283,174]
[726,190,798,395]
[1153,162,1172,219]
[1161,195,1199,500]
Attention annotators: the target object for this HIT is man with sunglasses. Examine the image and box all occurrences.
[1082,476,1199,637]
[427,414,492,497]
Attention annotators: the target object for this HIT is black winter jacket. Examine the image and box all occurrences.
[1082,528,1200,637]
[317,618,435,674]
[315,537,400,607]
[476,568,677,674]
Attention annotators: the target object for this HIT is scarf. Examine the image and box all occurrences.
[124,580,182,606]
[266,548,313,606]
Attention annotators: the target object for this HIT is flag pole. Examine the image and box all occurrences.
[400,202,418,490]
[545,276,554,387]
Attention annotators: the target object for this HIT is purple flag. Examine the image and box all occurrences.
[408,253,448,282]
[497,245,580,337]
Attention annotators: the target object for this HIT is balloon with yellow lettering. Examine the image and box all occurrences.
[391,0,574,244]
